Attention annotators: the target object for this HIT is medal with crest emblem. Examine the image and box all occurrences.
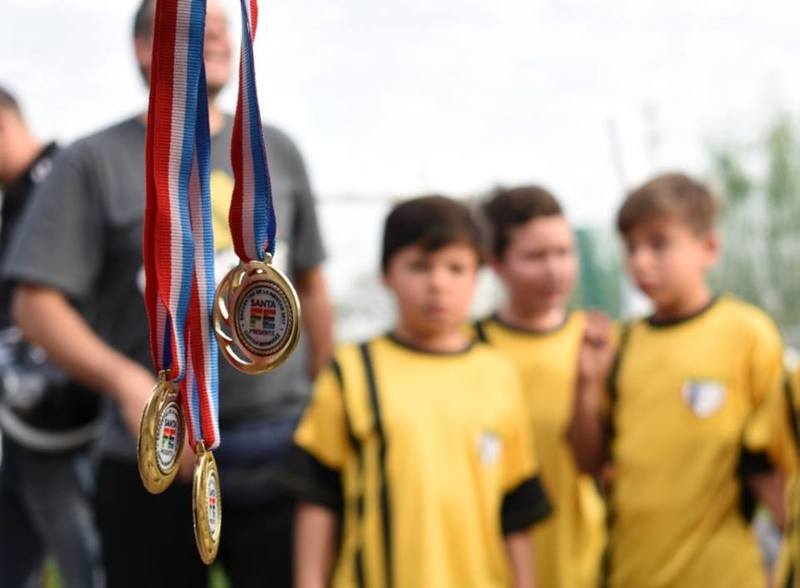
[213,254,301,374]
[192,442,222,565]
[137,372,186,494]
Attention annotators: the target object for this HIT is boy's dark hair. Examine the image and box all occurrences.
[381,195,484,272]
[133,0,155,39]
[617,172,719,236]
[482,185,563,259]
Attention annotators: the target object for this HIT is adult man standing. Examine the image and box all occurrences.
[5,2,333,586]
[0,87,103,588]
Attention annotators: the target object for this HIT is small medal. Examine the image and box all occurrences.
[213,254,301,374]
[137,372,185,494]
[192,442,222,564]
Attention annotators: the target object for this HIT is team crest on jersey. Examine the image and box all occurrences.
[682,379,726,417]
[478,431,502,465]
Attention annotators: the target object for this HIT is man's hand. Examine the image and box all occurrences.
[111,361,194,482]
[178,436,197,482]
[110,360,158,439]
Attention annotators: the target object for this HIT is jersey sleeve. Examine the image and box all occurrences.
[2,146,104,300]
[289,361,351,511]
[741,316,794,475]
[500,369,551,533]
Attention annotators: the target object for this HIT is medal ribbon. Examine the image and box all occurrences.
[144,0,219,450]
[229,0,276,262]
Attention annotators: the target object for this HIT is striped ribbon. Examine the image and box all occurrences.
[229,0,276,262]
[144,0,219,450]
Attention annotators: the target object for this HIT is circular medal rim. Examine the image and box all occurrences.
[193,448,221,565]
[232,279,295,357]
[213,261,302,375]
[137,380,184,494]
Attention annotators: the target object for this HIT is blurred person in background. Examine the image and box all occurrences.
[475,185,605,588]
[0,86,104,588]
[291,195,550,587]
[569,172,794,588]
[3,1,332,586]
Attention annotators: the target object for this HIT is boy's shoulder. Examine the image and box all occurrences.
[469,340,523,380]
[472,309,587,339]
[626,295,780,344]
[711,296,781,342]
[332,335,518,376]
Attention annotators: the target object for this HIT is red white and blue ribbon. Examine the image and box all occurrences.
[144,0,219,451]
[184,63,220,449]
[229,0,276,262]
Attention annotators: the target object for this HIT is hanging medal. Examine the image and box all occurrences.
[137,0,200,494]
[185,60,222,565]
[143,0,222,564]
[137,373,185,494]
[213,0,301,375]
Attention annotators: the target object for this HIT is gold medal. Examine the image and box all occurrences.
[137,372,185,494]
[192,442,221,564]
[213,255,301,374]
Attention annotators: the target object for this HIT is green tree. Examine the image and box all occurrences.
[709,113,800,341]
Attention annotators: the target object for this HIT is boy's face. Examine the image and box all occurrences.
[623,216,719,311]
[383,242,480,338]
[492,215,577,313]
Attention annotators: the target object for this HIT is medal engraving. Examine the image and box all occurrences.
[233,281,293,356]
[137,374,185,494]
[155,402,182,473]
[213,256,301,374]
[192,442,222,564]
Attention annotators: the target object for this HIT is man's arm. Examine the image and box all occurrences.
[294,501,338,588]
[296,267,333,380]
[13,284,155,436]
[504,531,536,588]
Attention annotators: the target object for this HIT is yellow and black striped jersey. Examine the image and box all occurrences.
[291,335,551,588]
[473,311,605,588]
[775,368,800,588]
[607,296,790,588]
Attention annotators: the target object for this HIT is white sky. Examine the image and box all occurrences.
[2,0,800,229]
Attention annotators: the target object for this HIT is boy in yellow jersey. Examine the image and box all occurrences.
[569,172,791,588]
[474,186,604,588]
[290,196,551,588]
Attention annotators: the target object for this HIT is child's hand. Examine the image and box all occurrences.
[577,312,616,389]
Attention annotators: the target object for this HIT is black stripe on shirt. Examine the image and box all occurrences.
[784,377,800,449]
[328,358,366,586]
[473,319,489,343]
[737,447,776,521]
[359,341,393,587]
[602,322,633,587]
[501,476,552,534]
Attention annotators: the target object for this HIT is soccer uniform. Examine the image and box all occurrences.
[606,296,790,588]
[473,312,605,588]
[291,335,551,588]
